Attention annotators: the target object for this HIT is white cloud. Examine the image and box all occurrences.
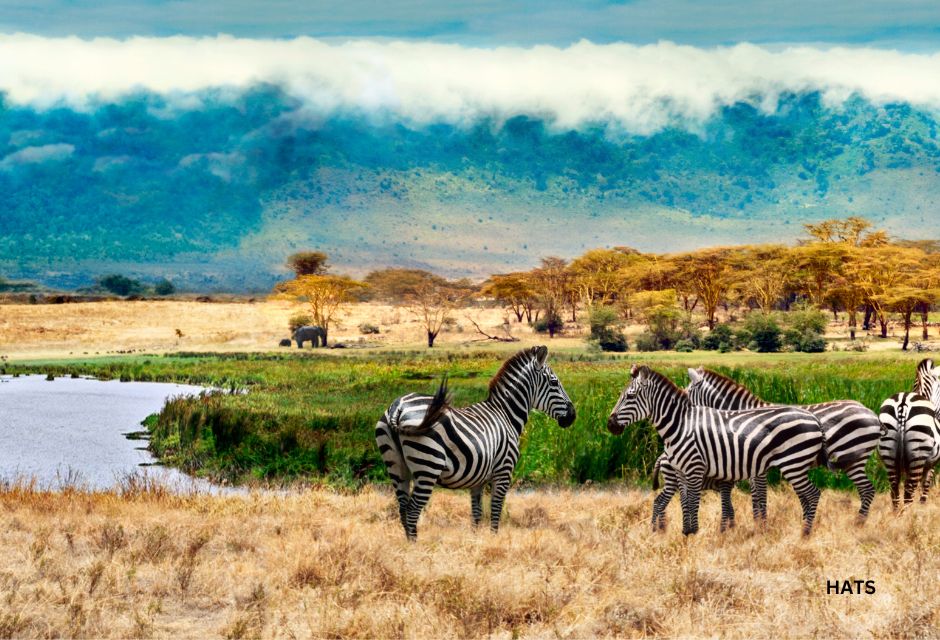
[1,34,940,133]
[0,142,74,170]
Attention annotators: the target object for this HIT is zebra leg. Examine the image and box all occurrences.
[921,468,935,503]
[904,464,924,506]
[375,419,412,531]
[470,486,484,527]
[651,473,677,532]
[842,459,875,523]
[404,472,440,541]
[887,466,901,510]
[750,475,768,528]
[781,467,820,536]
[719,482,735,532]
[680,474,704,536]
[489,472,512,533]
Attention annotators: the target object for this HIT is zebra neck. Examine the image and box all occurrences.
[647,380,691,443]
[487,385,532,433]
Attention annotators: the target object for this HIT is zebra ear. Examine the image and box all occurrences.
[630,363,639,377]
[688,367,702,383]
[534,345,549,365]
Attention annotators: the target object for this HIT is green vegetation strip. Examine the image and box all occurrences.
[6,350,924,489]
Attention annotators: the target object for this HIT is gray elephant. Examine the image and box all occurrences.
[294,325,326,348]
[278,338,292,347]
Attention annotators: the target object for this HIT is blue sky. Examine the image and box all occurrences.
[1,0,939,49]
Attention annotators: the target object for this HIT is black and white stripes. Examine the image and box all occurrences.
[375,345,576,541]
[607,365,826,536]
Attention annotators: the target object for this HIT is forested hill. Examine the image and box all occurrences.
[2,89,939,291]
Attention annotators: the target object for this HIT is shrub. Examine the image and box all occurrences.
[743,314,782,353]
[533,313,564,336]
[588,305,628,352]
[787,329,827,353]
[154,279,175,296]
[359,323,380,335]
[98,274,143,297]
[288,313,313,333]
[674,339,695,353]
[702,324,735,350]
[783,306,828,352]
[635,332,661,352]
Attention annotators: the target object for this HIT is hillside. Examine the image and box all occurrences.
[2,90,940,290]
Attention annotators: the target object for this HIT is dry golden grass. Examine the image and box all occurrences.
[0,483,937,638]
[0,300,589,360]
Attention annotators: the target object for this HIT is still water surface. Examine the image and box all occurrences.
[0,374,214,490]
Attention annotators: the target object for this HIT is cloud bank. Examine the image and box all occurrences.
[2,34,940,133]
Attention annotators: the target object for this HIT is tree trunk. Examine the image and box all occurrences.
[863,305,873,331]
[902,311,913,351]
[920,302,929,340]
[321,327,328,346]
[848,312,857,341]
[427,331,437,348]
[880,315,888,339]
[514,307,524,323]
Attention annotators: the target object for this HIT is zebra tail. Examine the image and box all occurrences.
[394,375,452,435]
[896,407,907,480]
[651,456,662,491]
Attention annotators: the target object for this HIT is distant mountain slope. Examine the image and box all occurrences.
[1,89,938,290]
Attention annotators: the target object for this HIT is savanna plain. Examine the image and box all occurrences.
[1,300,939,638]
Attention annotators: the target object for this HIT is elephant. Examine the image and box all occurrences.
[278,338,292,347]
[294,325,326,348]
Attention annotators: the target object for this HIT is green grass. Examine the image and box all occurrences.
[5,348,927,489]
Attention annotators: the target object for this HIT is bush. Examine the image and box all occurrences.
[702,324,735,350]
[743,314,782,353]
[533,313,564,335]
[635,332,661,352]
[98,274,143,297]
[288,313,313,333]
[588,306,628,352]
[674,339,695,353]
[787,329,827,353]
[598,333,629,352]
[359,323,380,335]
[783,306,828,352]
[154,279,175,296]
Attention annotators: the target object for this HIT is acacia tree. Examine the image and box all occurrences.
[530,257,573,336]
[482,272,539,322]
[672,249,734,329]
[886,286,939,351]
[568,248,635,307]
[732,245,790,313]
[286,251,329,276]
[404,273,468,347]
[275,274,365,344]
[848,246,924,339]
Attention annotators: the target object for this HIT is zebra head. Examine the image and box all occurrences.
[529,346,577,428]
[607,363,653,435]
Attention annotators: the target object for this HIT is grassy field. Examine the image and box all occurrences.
[1,481,938,639]
[6,347,927,491]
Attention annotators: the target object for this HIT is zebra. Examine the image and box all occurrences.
[682,367,882,522]
[878,358,940,508]
[607,364,826,536]
[375,345,576,541]
[913,357,940,494]
[650,453,767,532]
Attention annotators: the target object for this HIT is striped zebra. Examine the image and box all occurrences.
[375,346,576,541]
[683,367,882,522]
[914,357,940,495]
[607,364,826,536]
[878,358,940,508]
[650,453,767,532]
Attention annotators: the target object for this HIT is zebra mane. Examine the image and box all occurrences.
[636,365,687,398]
[488,346,543,397]
[697,368,759,399]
